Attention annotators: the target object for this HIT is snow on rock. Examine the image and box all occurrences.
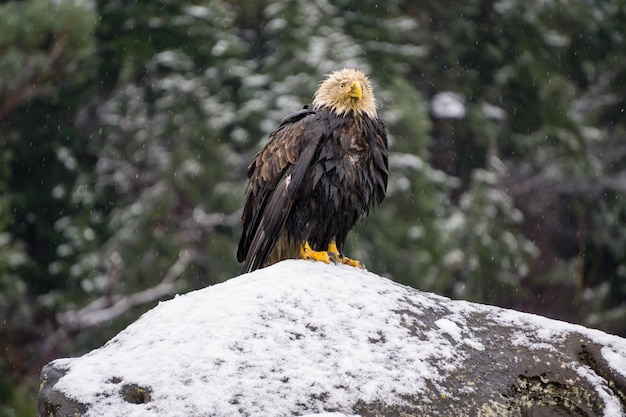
[39,260,626,417]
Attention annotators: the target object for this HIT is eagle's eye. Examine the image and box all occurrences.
[339,83,345,89]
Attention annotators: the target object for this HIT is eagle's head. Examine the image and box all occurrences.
[312,68,378,119]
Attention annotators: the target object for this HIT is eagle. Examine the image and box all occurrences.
[237,68,388,273]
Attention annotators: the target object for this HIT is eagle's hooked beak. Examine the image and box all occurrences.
[349,81,363,100]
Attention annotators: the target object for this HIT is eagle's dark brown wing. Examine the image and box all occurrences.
[237,107,320,273]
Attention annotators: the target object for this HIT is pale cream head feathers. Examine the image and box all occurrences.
[312,68,378,119]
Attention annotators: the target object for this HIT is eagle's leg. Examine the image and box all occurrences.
[300,242,335,264]
[327,241,364,269]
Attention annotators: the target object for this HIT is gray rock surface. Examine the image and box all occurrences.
[38,260,626,416]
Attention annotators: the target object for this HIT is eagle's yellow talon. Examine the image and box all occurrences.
[328,251,339,264]
[327,241,340,264]
[299,241,364,268]
[329,241,364,269]
[341,257,364,269]
[300,242,332,264]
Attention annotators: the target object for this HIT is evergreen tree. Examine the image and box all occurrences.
[0,0,97,414]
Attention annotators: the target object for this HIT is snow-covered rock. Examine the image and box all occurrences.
[38,260,626,417]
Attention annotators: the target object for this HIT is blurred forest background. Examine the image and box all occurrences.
[1,0,626,414]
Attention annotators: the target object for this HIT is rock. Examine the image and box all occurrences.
[39,361,87,416]
[38,260,626,417]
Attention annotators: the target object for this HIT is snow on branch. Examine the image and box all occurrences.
[37,249,193,363]
[57,249,192,330]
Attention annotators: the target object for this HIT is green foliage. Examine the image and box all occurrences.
[0,0,96,96]
[0,1,99,415]
[440,167,538,304]
[0,381,37,417]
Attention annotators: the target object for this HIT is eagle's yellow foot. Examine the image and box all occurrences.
[327,241,364,269]
[299,241,364,268]
[342,257,364,268]
[300,242,335,264]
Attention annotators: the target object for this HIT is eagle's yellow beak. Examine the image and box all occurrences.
[349,81,362,99]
